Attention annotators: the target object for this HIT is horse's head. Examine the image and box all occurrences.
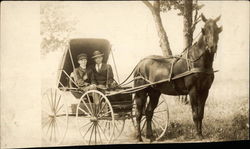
[201,13,223,54]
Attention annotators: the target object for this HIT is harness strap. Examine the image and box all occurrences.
[172,68,217,80]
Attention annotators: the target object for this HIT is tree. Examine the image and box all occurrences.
[143,0,204,104]
[142,1,172,56]
[180,0,203,104]
[161,0,203,48]
[40,2,77,56]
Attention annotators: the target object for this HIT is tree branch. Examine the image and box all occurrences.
[191,17,201,33]
[153,0,160,8]
[191,0,202,33]
[142,1,154,12]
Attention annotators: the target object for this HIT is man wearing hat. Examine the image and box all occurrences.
[90,50,117,89]
[73,53,96,92]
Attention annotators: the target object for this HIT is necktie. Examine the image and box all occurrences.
[97,64,101,72]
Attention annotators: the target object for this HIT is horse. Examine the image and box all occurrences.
[133,14,222,142]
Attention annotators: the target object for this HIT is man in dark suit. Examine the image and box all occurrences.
[73,53,96,92]
[90,50,117,89]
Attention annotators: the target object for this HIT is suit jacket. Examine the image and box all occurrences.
[73,66,92,87]
[90,63,114,86]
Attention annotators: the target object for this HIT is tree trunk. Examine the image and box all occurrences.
[183,0,193,48]
[152,9,172,56]
[178,0,193,105]
[142,1,172,56]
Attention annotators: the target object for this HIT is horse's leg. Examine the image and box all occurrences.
[134,91,147,142]
[145,89,160,142]
[189,87,208,139]
[196,89,209,138]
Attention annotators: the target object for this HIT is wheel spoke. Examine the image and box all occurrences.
[86,94,94,115]
[89,124,95,145]
[157,100,165,108]
[80,98,93,116]
[53,119,57,142]
[46,118,53,136]
[51,88,55,113]
[152,118,165,132]
[98,110,111,119]
[78,107,91,117]
[54,89,57,114]
[49,119,54,141]
[108,122,111,137]
[141,117,146,131]
[103,121,108,134]
[56,104,64,115]
[152,120,160,137]
[94,125,97,145]
[55,95,62,114]
[79,121,92,131]
[114,122,119,133]
[98,97,104,112]
[96,124,103,144]
[54,118,62,140]
[97,123,109,141]
[42,117,52,129]
[152,115,165,124]
[46,94,53,112]
[42,109,52,116]
[97,102,107,116]
[82,123,94,140]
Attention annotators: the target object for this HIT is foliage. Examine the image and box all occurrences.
[40,2,77,56]
[160,0,204,16]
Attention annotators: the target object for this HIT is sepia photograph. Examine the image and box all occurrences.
[1,0,249,148]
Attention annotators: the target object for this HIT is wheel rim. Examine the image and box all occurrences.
[132,95,169,141]
[76,90,115,145]
[42,88,68,145]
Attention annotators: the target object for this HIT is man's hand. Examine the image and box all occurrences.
[109,81,118,89]
[97,85,106,90]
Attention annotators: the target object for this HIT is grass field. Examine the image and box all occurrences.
[161,79,249,142]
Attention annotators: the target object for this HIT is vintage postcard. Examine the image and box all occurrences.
[1,1,249,148]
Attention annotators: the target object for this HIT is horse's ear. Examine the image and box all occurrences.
[201,13,207,22]
[218,26,223,33]
[215,15,221,22]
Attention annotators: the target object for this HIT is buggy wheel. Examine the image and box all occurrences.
[76,90,115,145]
[132,95,169,141]
[42,88,68,145]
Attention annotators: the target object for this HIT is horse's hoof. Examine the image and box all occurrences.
[149,138,155,143]
[146,135,151,139]
[136,137,143,142]
[145,135,155,143]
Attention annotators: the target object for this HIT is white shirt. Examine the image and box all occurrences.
[95,63,102,72]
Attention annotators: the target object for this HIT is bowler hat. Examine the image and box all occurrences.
[77,53,87,61]
[92,50,104,59]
